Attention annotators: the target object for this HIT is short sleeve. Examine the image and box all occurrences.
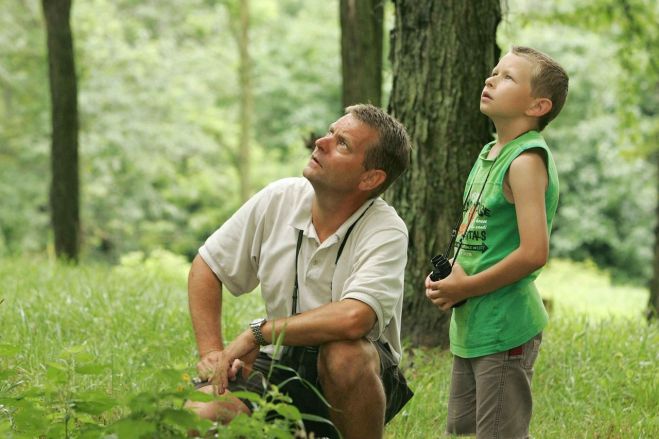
[340,225,408,339]
[199,187,268,295]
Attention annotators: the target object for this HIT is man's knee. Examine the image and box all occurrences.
[318,339,380,390]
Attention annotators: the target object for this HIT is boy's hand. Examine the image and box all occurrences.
[425,263,470,311]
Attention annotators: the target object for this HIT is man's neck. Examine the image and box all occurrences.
[311,192,370,243]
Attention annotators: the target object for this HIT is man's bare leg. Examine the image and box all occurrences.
[318,339,385,439]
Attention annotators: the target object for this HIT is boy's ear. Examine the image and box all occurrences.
[359,169,387,192]
[526,97,553,118]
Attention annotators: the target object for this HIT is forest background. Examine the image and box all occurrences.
[0,0,658,436]
[1,0,657,292]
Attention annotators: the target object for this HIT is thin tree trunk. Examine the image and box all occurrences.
[42,0,80,261]
[387,0,501,347]
[648,152,659,319]
[237,0,252,202]
[340,0,383,108]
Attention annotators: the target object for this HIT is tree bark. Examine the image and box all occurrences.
[387,0,501,347]
[648,152,659,319]
[42,0,80,261]
[340,0,383,108]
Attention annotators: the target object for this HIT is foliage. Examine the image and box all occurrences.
[499,0,658,284]
[389,316,658,438]
[1,0,656,288]
[0,256,655,437]
[0,0,339,262]
[0,256,326,437]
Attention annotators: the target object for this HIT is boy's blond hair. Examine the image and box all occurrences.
[512,46,569,131]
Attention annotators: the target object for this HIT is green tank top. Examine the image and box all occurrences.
[450,131,559,358]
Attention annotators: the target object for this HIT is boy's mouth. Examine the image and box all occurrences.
[481,91,493,100]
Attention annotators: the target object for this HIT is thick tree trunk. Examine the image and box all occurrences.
[237,0,252,202]
[340,0,383,108]
[42,0,80,261]
[387,0,501,347]
[648,152,659,319]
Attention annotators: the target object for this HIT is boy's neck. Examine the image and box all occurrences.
[491,118,539,153]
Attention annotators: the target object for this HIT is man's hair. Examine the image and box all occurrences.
[511,46,569,131]
[345,104,412,197]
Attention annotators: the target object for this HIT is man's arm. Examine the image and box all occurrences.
[263,298,376,345]
[210,298,376,393]
[188,254,224,357]
[427,150,549,310]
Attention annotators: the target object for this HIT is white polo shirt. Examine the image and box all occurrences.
[199,177,408,363]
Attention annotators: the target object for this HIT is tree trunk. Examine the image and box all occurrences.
[340,0,383,108]
[648,152,659,319]
[42,0,80,262]
[387,0,501,347]
[237,0,252,202]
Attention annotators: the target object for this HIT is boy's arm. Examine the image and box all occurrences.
[427,150,549,310]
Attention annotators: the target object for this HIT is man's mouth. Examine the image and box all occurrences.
[311,155,322,167]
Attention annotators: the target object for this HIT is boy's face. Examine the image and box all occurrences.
[480,52,537,121]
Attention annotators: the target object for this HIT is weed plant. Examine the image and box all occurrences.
[0,255,657,438]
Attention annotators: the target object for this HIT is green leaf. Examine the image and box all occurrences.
[0,344,20,356]
[73,392,118,415]
[108,418,155,438]
[299,412,335,425]
[45,361,67,371]
[228,390,263,403]
[61,345,87,357]
[13,405,49,431]
[185,391,215,402]
[127,392,157,413]
[45,364,67,383]
[0,369,16,381]
[272,403,301,421]
[162,408,198,428]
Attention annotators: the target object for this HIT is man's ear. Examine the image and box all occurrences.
[526,97,553,118]
[359,169,387,192]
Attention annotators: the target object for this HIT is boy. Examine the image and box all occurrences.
[425,46,569,438]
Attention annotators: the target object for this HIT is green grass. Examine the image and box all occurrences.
[0,254,657,438]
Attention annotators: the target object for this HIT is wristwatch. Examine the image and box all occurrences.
[249,317,268,346]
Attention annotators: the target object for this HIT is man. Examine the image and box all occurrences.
[186,104,413,439]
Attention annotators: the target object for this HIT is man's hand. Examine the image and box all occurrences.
[196,331,260,394]
[425,262,470,311]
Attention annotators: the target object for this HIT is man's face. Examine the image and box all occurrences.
[480,52,536,121]
[303,113,379,194]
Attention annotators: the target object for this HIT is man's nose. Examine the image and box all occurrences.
[315,134,330,151]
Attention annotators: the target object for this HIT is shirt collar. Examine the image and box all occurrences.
[289,190,377,244]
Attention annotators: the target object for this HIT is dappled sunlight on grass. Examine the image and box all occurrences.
[536,258,649,320]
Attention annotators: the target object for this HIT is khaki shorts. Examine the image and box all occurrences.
[446,333,543,439]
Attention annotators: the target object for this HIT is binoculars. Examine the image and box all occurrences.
[430,254,466,308]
